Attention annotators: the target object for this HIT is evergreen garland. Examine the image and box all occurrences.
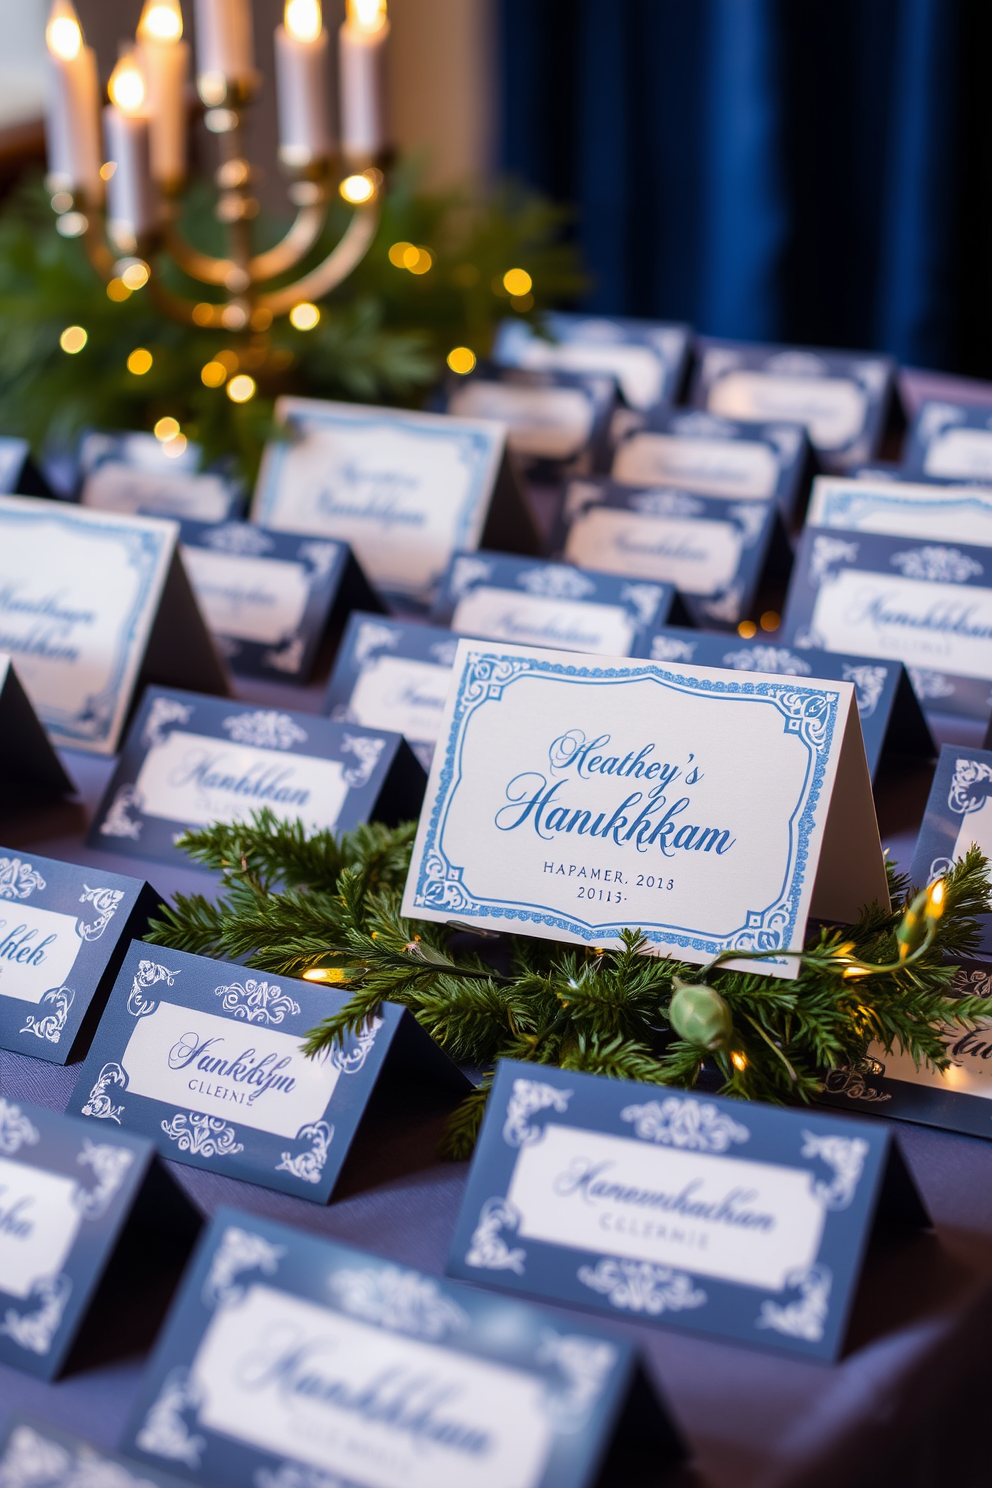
[146,809,992,1156]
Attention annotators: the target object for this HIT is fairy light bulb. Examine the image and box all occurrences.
[46,0,83,60]
[285,0,321,43]
[138,0,184,42]
[109,52,147,114]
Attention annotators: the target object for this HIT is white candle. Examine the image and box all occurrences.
[339,0,389,160]
[194,0,254,98]
[44,0,102,198]
[275,0,332,167]
[138,0,190,187]
[104,53,157,247]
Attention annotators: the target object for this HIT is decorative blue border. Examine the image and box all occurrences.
[903,398,992,483]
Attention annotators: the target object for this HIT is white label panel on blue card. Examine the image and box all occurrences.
[83,466,233,521]
[191,1283,553,1488]
[952,792,992,860]
[564,509,743,593]
[0,1157,81,1298]
[924,427,992,481]
[505,1124,824,1289]
[133,731,349,830]
[181,548,310,644]
[708,373,865,450]
[349,655,451,743]
[452,587,636,654]
[121,1000,339,1138]
[448,383,594,460]
[510,337,664,409]
[613,433,779,499]
[0,903,81,1003]
[807,478,992,545]
[809,571,992,680]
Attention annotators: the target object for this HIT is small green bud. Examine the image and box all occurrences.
[668,976,733,1051]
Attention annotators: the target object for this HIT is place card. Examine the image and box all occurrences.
[442,365,617,478]
[556,478,780,629]
[643,626,934,782]
[0,1099,197,1378]
[0,437,52,497]
[807,473,992,546]
[68,941,468,1200]
[0,496,228,755]
[252,397,538,607]
[690,340,894,471]
[401,640,887,975]
[780,525,992,720]
[88,688,426,870]
[902,400,992,484]
[0,847,160,1064]
[431,551,678,655]
[178,519,381,682]
[0,1418,190,1488]
[0,653,75,802]
[612,408,810,527]
[79,432,244,521]
[122,1207,683,1488]
[494,311,691,412]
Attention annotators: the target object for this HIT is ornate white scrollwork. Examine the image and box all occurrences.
[81,1063,128,1123]
[297,539,339,580]
[721,645,811,677]
[328,1265,470,1340]
[329,1017,382,1074]
[465,1197,526,1274]
[620,1095,750,1151]
[142,697,194,749]
[204,522,275,556]
[503,1078,572,1147]
[428,637,460,667]
[700,582,744,624]
[841,662,888,717]
[536,1330,618,1431]
[0,857,45,900]
[128,960,178,1018]
[0,1100,40,1156]
[0,1424,73,1488]
[448,555,494,601]
[77,885,126,941]
[255,1464,347,1488]
[135,1367,206,1468]
[352,618,400,667]
[276,1120,333,1183]
[948,758,992,816]
[516,564,596,600]
[73,1139,136,1219]
[618,582,665,626]
[0,1273,71,1354]
[161,1113,244,1158]
[99,785,144,840]
[728,501,768,546]
[342,733,386,788]
[809,534,859,586]
[263,636,306,674]
[951,967,992,998]
[907,667,955,701]
[577,1258,707,1315]
[891,545,982,583]
[650,635,696,662]
[801,1131,869,1209]
[222,710,307,749]
[203,1226,285,1309]
[757,1264,832,1342]
[629,489,704,518]
[20,986,74,1044]
[215,979,301,1025]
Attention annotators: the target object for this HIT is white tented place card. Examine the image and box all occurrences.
[443,365,617,477]
[252,397,537,606]
[902,400,992,484]
[79,432,243,521]
[178,519,382,682]
[0,1418,191,1488]
[122,1207,684,1488]
[494,312,691,413]
[807,474,992,546]
[402,640,887,974]
[68,941,468,1199]
[0,496,228,754]
[690,341,894,471]
[88,688,425,869]
[431,550,678,655]
[0,437,52,496]
[781,525,992,720]
[0,653,75,803]
[447,1061,928,1361]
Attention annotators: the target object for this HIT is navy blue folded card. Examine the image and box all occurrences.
[0,437,52,497]
[780,525,992,720]
[555,478,779,629]
[442,364,618,478]
[0,1419,189,1488]
[0,1098,197,1378]
[88,688,425,869]
[494,312,692,413]
[0,653,76,801]
[79,432,244,521]
[612,408,811,527]
[68,941,468,1200]
[0,848,160,1063]
[902,399,992,485]
[642,625,934,782]
[448,1060,928,1361]
[690,340,894,471]
[431,551,678,654]
[178,519,381,682]
[122,1207,684,1488]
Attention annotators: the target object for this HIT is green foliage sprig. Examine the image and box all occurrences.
[146,810,992,1156]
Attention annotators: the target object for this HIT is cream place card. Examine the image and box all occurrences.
[0,496,227,754]
[494,312,691,412]
[443,365,617,479]
[79,432,243,521]
[252,397,537,606]
[807,474,992,546]
[903,400,992,484]
[402,640,887,975]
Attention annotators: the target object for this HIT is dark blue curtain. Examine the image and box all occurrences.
[498,0,992,374]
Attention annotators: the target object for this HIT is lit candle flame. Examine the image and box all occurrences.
[346,0,386,32]
[109,52,147,114]
[285,0,322,43]
[46,0,83,61]
[137,0,184,43]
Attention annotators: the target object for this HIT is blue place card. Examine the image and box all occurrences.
[0,1098,196,1378]
[0,653,75,802]
[253,397,537,608]
[642,625,934,783]
[448,1060,928,1361]
[178,519,381,682]
[690,340,894,471]
[68,941,467,1199]
[0,847,160,1064]
[87,688,425,870]
[0,1419,190,1488]
[442,364,617,479]
[402,640,887,974]
[0,496,228,755]
[79,432,244,521]
[122,1206,683,1488]
[612,408,810,527]
[495,312,691,412]
[780,525,992,720]
[807,473,992,547]
[902,400,992,485]
[0,437,52,497]
[555,478,780,629]
[431,551,678,655]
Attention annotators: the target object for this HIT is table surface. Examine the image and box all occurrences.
[3,367,992,1488]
